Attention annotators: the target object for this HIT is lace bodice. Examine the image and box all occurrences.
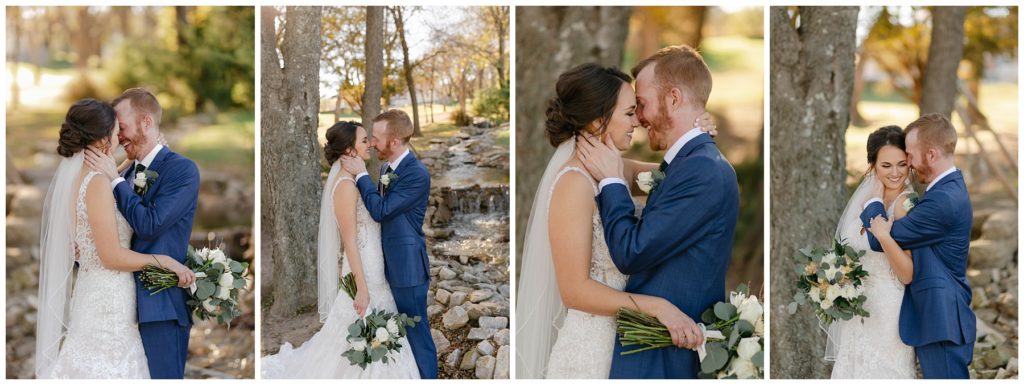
[543,167,627,379]
[334,177,388,288]
[44,171,149,379]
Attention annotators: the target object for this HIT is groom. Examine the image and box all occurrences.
[86,88,200,379]
[577,45,739,379]
[861,114,975,379]
[341,109,438,378]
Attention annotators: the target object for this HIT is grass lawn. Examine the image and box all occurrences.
[177,111,255,182]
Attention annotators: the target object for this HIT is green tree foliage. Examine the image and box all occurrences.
[472,80,509,124]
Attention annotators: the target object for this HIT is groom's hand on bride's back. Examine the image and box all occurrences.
[340,155,367,176]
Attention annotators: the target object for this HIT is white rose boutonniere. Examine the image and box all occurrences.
[636,170,666,194]
[381,170,398,192]
[133,170,159,195]
[902,192,919,213]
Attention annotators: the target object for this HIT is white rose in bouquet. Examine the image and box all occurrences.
[351,339,367,352]
[386,318,400,336]
[821,251,839,267]
[216,286,231,300]
[375,327,390,343]
[202,298,217,313]
[209,249,229,268]
[219,272,234,288]
[808,286,821,303]
[727,337,761,379]
[820,298,833,310]
[736,295,763,325]
[754,317,764,336]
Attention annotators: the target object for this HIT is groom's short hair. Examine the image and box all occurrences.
[112,88,162,127]
[374,109,413,142]
[631,45,712,108]
[906,113,957,156]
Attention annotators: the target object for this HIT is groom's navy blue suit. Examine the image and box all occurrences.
[355,152,438,379]
[114,147,199,379]
[598,133,738,379]
[861,170,975,379]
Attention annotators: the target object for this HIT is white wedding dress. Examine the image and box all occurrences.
[42,171,150,379]
[828,182,916,379]
[543,167,628,379]
[260,176,419,379]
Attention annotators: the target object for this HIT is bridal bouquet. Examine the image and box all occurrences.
[615,284,764,379]
[339,273,421,368]
[787,239,870,325]
[696,284,764,379]
[139,246,250,325]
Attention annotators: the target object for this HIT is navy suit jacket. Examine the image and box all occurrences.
[860,170,975,347]
[355,153,431,288]
[599,133,739,379]
[114,147,200,327]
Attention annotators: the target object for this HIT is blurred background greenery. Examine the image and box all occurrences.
[515,6,764,295]
[6,6,254,379]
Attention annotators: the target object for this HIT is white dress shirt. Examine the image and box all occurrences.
[111,144,164,189]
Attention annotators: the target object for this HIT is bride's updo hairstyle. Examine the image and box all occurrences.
[545,63,632,147]
[324,120,362,164]
[57,98,116,157]
[866,125,905,167]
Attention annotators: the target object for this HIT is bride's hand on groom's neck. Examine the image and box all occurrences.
[340,155,367,176]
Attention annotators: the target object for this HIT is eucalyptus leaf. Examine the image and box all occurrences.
[700,343,729,373]
[736,320,754,336]
[196,280,216,300]
[713,302,736,320]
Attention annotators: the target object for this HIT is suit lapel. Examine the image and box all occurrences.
[926,170,963,197]
[649,134,713,202]
[140,147,171,201]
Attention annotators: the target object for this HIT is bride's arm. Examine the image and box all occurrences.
[549,172,701,348]
[85,175,193,287]
[867,195,914,284]
[334,179,370,316]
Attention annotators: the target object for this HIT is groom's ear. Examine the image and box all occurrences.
[668,87,685,111]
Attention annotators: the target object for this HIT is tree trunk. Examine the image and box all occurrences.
[490,6,509,85]
[261,6,324,318]
[9,7,21,109]
[391,6,421,137]
[850,51,868,127]
[363,6,384,180]
[919,6,966,119]
[514,6,632,277]
[769,6,859,379]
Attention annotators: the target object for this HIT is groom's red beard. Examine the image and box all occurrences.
[646,104,673,151]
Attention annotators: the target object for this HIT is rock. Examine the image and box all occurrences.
[435,289,451,305]
[996,292,1017,318]
[469,290,493,303]
[475,355,495,379]
[980,346,1012,370]
[431,328,451,355]
[478,316,508,329]
[9,186,43,218]
[442,306,469,330]
[445,348,463,369]
[427,304,444,318]
[459,350,480,370]
[467,327,498,341]
[969,239,1015,269]
[477,340,495,356]
[977,319,1007,345]
[967,268,992,288]
[493,328,510,346]
[449,291,468,306]
[498,284,510,298]
[494,345,510,379]
[976,308,1000,324]
[438,267,457,280]
[6,217,39,247]
[981,210,1017,241]
[466,304,489,321]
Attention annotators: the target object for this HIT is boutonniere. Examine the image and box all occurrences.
[381,170,398,190]
[636,170,666,194]
[134,170,159,195]
[902,192,919,213]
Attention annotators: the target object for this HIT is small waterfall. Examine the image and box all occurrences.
[444,185,510,215]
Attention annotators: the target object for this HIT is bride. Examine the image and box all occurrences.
[36,98,193,379]
[827,125,916,378]
[515,63,715,379]
[260,121,419,379]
